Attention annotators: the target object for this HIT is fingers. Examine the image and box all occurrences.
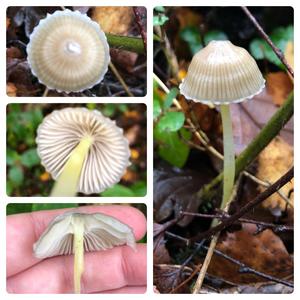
[7,205,146,277]
[7,244,146,294]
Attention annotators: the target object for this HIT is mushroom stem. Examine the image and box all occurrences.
[72,217,85,294]
[51,136,93,196]
[220,104,235,208]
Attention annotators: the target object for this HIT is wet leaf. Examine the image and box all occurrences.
[154,127,191,168]
[156,111,185,132]
[209,224,293,284]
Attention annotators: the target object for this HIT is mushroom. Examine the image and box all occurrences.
[180,40,265,208]
[36,107,130,196]
[33,211,136,293]
[27,9,110,93]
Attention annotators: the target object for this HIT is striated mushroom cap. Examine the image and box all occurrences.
[27,9,110,93]
[33,211,136,259]
[36,107,130,194]
[180,40,265,104]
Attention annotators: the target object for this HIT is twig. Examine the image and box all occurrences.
[165,231,293,288]
[42,87,49,97]
[241,6,294,77]
[180,211,294,233]
[193,167,294,241]
[106,33,145,54]
[133,7,147,53]
[109,62,134,96]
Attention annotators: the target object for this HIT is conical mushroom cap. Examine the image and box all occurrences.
[36,107,130,194]
[180,40,265,104]
[27,9,110,93]
[33,212,136,259]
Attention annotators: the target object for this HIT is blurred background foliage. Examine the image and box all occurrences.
[7,103,147,197]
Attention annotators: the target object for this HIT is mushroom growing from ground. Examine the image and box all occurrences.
[27,9,110,93]
[33,211,136,294]
[36,107,130,196]
[180,40,265,208]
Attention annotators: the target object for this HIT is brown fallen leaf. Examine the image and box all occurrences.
[209,223,293,284]
[266,72,293,106]
[6,82,17,97]
[230,88,293,154]
[257,137,293,214]
[154,223,171,264]
[92,7,133,35]
[285,41,294,69]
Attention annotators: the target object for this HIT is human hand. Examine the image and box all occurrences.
[7,205,147,294]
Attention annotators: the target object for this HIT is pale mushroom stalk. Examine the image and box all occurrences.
[51,137,93,197]
[33,211,137,294]
[220,104,235,208]
[72,217,85,294]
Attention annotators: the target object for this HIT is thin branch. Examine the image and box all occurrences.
[241,6,294,77]
[109,62,133,97]
[165,231,293,288]
[193,167,294,241]
[106,33,145,54]
[132,7,147,53]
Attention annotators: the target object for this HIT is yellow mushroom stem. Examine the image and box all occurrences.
[50,136,93,196]
[220,104,235,209]
[72,216,85,294]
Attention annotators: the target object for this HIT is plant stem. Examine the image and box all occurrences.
[105,33,145,54]
[73,216,85,294]
[51,137,93,197]
[220,105,235,208]
[197,92,294,204]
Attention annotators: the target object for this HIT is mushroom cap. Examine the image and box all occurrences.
[27,9,110,93]
[179,40,265,104]
[36,107,130,194]
[33,212,136,259]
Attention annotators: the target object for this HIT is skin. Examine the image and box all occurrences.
[6,205,147,294]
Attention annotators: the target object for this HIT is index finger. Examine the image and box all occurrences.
[6,205,146,277]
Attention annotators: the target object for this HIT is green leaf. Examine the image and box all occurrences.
[6,181,13,196]
[204,30,228,44]
[164,87,179,109]
[180,26,202,54]
[6,203,33,215]
[250,25,293,68]
[101,184,136,197]
[153,15,169,26]
[154,6,165,13]
[8,166,24,187]
[87,103,97,110]
[154,127,191,167]
[131,181,147,196]
[6,149,20,166]
[31,203,78,212]
[20,148,40,168]
[153,98,162,119]
[156,111,185,132]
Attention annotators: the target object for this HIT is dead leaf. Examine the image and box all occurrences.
[154,223,171,264]
[257,137,293,213]
[154,264,192,293]
[230,88,293,154]
[92,7,133,35]
[6,83,17,97]
[209,223,293,284]
[266,72,293,106]
[154,164,215,226]
[285,41,294,69]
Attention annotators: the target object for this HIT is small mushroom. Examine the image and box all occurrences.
[33,211,136,293]
[27,9,110,93]
[36,107,130,196]
[180,40,265,208]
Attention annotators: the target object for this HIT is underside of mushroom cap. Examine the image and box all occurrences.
[36,107,130,194]
[180,40,265,105]
[33,212,136,259]
[27,9,110,93]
